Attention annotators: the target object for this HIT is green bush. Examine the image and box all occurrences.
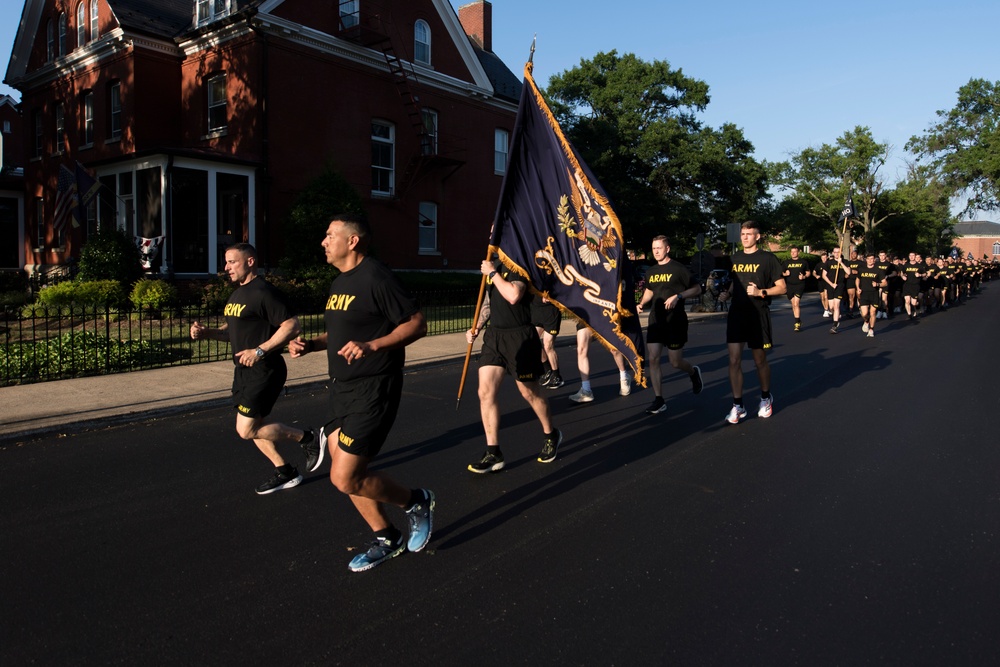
[30,280,127,312]
[0,270,28,292]
[130,279,178,317]
[78,227,144,284]
[0,330,174,384]
[200,275,237,310]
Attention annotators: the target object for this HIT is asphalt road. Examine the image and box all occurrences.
[3,288,999,666]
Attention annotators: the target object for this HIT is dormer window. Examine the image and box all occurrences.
[414,19,431,65]
[339,1,359,30]
[196,0,231,26]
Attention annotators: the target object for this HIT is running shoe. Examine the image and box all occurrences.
[348,535,406,573]
[537,430,563,463]
[302,428,325,472]
[405,489,435,553]
[255,467,303,495]
[862,322,870,333]
[758,395,773,419]
[546,373,565,389]
[691,366,703,395]
[645,397,667,415]
[468,450,505,474]
[538,370,553,387]
[823,310,831,318]
[793,322,801,332]
[569,388,594,403]
[867,330,875,338]
[620,377,632,396]
[829,325,839,334]
[725,404,748,424]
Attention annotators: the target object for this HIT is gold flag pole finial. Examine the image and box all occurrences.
[526,35,536,74]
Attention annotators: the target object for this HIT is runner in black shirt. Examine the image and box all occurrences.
[781,245,811,332]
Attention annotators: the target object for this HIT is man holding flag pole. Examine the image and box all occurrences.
[460,44,644,470]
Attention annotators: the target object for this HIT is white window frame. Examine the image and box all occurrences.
[371,120,395,197]
[90,0,99,42]
[421,109,438,156]
[993,242,1000,256]
[414,19,431,66]
[83,92,94,146]
[197,0,230,25]
[207,73,227,133]
[418,201,438,253]
[339,0,359,29]
[109,82,121,140]
[76,2,86,48]
[494,128,509,174]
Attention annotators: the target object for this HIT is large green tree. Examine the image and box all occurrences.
[770,126,898,253]
[907,78,1000,215]
[545,51,766,251]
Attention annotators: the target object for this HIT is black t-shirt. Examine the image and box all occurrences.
[645,260,695,325]
[224,277,294,363]
[901,261,923,286]
[781,257,810,286]
[323,257,420,381]
[847,259,862,285]
[487,264,531,329]
[856,265,886,298]
[729,249,784,309]
[822,258,850,288]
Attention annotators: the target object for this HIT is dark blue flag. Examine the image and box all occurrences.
[489,61,645,383]
[838,192,856,222]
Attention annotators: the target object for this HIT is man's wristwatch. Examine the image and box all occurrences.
[761,290,767,298]
[488,270,497,280]
[255,346,265,358]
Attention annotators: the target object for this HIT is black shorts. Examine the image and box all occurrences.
[646,310,688,350]
[327,372,403,459]
[480,325,544,382]
[530,301,561,335]
[785,284,804,299]
[232,357,287,419]
[828,283,846,300]
[858,292,880,307]
[726,301,773,350]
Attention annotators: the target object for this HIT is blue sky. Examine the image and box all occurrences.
[4,0,999,186]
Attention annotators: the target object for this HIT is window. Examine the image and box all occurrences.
[414,20,431,65]
[33,111,43,158]
[371,120,394,196]
[421,109,438,155]
[90,0,99,42]
[47,20,54,61]
[339,0,359,29]
[82,92,94,145]
[197,0,230,25]
[3,121,10,133]
[36,198,45,249]
[993,242,1000,256]
[207,73,227,132]
[54,104,65,154]
[58,13,67,56]
[76,3,86,48]
[109,82,121,139]
[494,129,509,174]
[418,202,438,252]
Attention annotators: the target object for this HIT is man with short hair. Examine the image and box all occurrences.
[289,214,434,573]
[900,251,924,321]
[875,251,896,319]
[781,246,811,332]
[636,235,703,415]
[191,243,320,495]
[721,221,786,424]
[465,258,562,471]
[815,250,831,317]
[822,247,851,334]
[856,252,887,338]
[845,249,862,318]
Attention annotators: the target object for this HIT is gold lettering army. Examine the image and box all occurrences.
[326,294,356,311]
[646,273,674,284]
[223,303,247,317]
[731,263,761,273]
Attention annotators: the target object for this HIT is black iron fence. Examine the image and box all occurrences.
[1,289,480,387]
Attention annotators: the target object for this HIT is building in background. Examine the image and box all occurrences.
[3,0,519,277]
[952,220,1000,260]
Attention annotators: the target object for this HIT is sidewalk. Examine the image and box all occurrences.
[0,310,726,442]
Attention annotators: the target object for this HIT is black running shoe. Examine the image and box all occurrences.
[691,366,703,395]
[537,430,563,463]
[538,370,553,387]
[645,397,667,414]
[546,373,565,389]
[255,467,303,495]
[302,428,325,472]
[468,450,505,474]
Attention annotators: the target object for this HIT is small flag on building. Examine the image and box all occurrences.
[488,59,645,383]
[53,164,79,232]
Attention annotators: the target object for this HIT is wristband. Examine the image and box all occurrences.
[305,339,314,353]
[488,270,497,280]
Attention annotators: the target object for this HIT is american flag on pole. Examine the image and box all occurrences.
[488,59,645,383]
[53,164,79,233]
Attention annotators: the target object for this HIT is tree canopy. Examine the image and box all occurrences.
[907,78,1000,216]
[544,51,766,252]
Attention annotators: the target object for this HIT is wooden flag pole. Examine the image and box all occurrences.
[456,251,493,410]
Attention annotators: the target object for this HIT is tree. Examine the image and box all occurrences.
[875,164,956,257]
[545,51,766,251]
[771,126,898,253]
[907,78,1000,215]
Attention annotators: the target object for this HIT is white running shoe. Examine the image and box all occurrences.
[862,322,870,333]
[823,310,831,318]
[867,330,875,338]
[619,377,631,396]
[725,404,748,424]
[758,395,773,418]
[569,388,594,403]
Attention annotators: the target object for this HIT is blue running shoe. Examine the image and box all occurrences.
[406,489,436,552]
[348,535,406,573]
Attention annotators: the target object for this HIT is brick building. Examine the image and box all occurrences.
[952,220,1000,260]
[3,0,520,276]
[0,94,24,271]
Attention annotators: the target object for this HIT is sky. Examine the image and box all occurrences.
[4,0,1000,191]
